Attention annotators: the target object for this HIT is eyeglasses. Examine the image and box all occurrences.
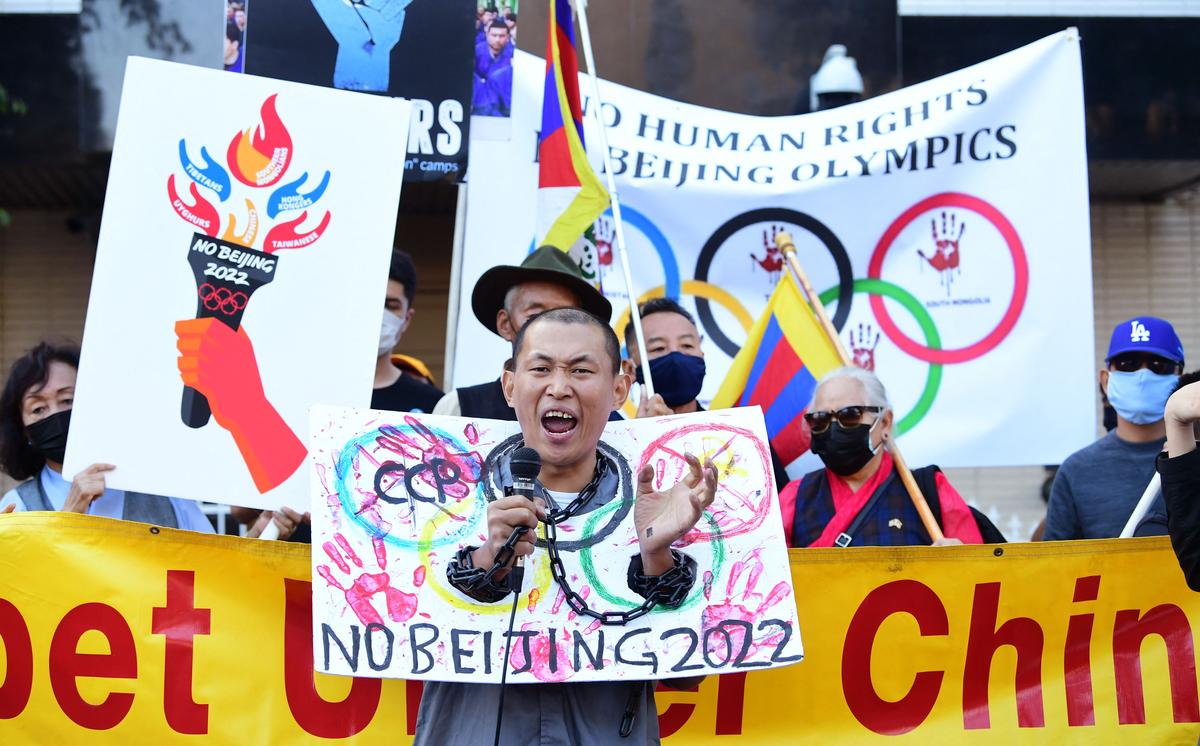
[1109,353,1181,376]
[804,406,883,434]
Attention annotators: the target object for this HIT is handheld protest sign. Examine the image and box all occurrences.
[64,58,411,511]
[309,407,803,683]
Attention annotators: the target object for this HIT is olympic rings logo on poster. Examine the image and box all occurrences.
[197,283,250,316]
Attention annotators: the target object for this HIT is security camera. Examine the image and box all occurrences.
[810,44,864,112]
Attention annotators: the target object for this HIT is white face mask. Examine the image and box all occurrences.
[378,310,404,357]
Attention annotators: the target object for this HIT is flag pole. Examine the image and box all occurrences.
[1119,473,1161,538]
[774,230,945,543]
[572,0,655,399]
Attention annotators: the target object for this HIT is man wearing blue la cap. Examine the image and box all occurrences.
[1042,316,1184,541]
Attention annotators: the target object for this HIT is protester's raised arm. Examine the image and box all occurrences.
[1164,381,1200,457]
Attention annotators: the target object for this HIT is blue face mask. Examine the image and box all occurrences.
[635,352,706,408]
[1105,369,1178,425]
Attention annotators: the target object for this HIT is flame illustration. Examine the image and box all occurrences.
[167,175,220,237]
[226,94,293,188]
[263,210,331,254]
[178,139,231,202]
[266,170,331,219]
[221,199,260,247]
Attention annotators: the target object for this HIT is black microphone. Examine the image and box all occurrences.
[506,447,541,592]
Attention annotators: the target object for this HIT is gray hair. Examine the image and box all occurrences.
[816,366,891,409]
[503,285,520,314]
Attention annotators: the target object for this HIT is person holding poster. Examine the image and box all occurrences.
[417,307,715,745]
[778,367,989,547]
[433,246,613,419]
[0,343,213,532]
[1044,316,1183,541]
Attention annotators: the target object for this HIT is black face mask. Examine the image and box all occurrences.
[27,409,71,465]
[636,351,706,408]
[810,418,880,476]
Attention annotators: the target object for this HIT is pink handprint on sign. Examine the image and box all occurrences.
[918,211,965,295]
[700,548,796,663]
[317,532,418,626]
[507,623,575,683]
[848,323,880,371]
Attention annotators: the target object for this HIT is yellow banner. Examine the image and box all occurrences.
[2,513,1199,743]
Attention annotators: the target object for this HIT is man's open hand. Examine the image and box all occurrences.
[634,453,716,574]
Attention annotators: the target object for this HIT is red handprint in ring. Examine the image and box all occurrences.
[918,211,965,295]
[848,323,881,372]
[750,225,786,279]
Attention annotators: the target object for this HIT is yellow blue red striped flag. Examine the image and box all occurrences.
[710,273,841,464]
[536,0,610,252]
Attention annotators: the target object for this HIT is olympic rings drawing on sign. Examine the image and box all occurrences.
[419,498,555,615]
[866,192,1028,365]
[694,208,855,357]
[334,425,485,550]
[818,279,944,435]
[614,279,754,418]
[577,497,725,613]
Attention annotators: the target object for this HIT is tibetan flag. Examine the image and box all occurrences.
[710,273,842,465]
[536,0,609,251]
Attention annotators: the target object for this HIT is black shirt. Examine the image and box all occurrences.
[371,373,445,414]
[1141,447,1200,591]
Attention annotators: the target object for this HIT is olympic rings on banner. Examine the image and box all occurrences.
[197,283,248,316]
[694,208,854,357]
[866,192,1028,364]
[610,205,682,301]
[528,204,682,300]
[818,279,944,435]
[615,279,754,418]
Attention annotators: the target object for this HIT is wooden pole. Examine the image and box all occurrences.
[774,230,945,542]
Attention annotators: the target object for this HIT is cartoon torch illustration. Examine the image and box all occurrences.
[168,95,332,492]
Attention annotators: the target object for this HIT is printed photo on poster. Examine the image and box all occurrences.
[242,0,475,183]
[473,1,517,118]
[224,0,248,72]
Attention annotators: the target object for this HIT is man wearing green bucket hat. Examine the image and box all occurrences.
[433,246,614,420]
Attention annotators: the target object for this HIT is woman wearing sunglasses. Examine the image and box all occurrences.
[778,366,992,548]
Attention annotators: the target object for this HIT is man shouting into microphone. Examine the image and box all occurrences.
[414,307,718,746]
